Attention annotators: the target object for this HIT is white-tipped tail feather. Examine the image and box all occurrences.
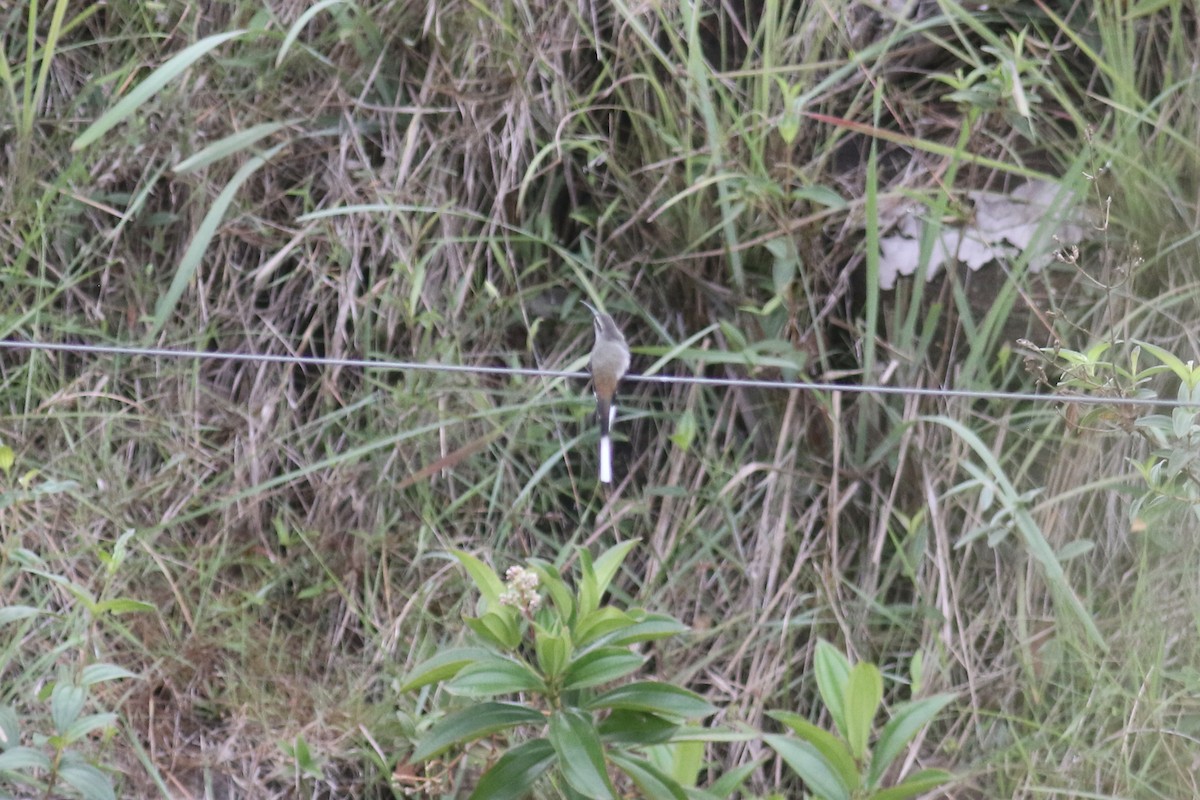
[599,434,613,483]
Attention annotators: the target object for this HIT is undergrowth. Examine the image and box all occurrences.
[3,0,1200,797]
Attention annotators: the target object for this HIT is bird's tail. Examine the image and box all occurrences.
[598,399,616,483]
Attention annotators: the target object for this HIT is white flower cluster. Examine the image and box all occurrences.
[498,565,542,614]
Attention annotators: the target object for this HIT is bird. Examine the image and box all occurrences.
[583,301,630,484]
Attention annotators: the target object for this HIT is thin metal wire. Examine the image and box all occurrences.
[0,338,1190,409]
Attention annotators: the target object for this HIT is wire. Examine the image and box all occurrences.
[0,338,1190,409]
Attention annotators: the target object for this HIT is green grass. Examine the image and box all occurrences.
[4,0,1200,797]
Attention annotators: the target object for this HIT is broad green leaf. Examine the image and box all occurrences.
[0,605,39,625]
[845,662,882,762]
[574,607,637,646]
[71,29,247,151]
[765,734,850,800]
[1135,340,1199,387]
[767,711,858,791]
[0,704,19,745]
[63,712,118,744]
[868,693,956,787]
[591,540,639,597]
[400,647,491,692]
[577,549,600,619]
[447,656,544,697]
[450,550,506,608]
[93,598,156,615]
[410,702,544,762]
[871,768,954,800]
[80,664,138,685]
[563,647,645,690]
[648,739,703,787]
[50,683,86,735]
[588,682,715,720]
[529,560,574,620]
[58,760,116,800]
[469,738,556,800]
[601,614,688,646]
[608,752,687,800]
[0,746,50,770]
[669,408,696,450]
[597,709,678,746]
[792,185,848,209]
[534,622,571,679]
[548,709,617,799]
[813,641,851,739]
[464,609,520,650]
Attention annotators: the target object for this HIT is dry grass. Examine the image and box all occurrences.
[4,0,1200,797]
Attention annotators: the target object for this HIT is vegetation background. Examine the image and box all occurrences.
[3,0,1200,797]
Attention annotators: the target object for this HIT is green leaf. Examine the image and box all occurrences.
[601,614,689,646]
[469,738,557,800]
[574,607,638,646]
[591,540,639,598]
[868,693,956,787]
[845,662,882,762]
[924,415,1106,650]
[93,598,156,616]
[534,622,571,679]
[792,185,848,209]
[0,704,19,747]
[0,605,39,625]
[174,120,296,173]
[0,746,50,770]
[608,753,687,800]
[669,408,696,450]
[447,656,545,697]
[563,647,645,690]
[71,29,247,151]
[147,142,286,339]
[909,651,924,697]
[529,560,574,620]
[1134,340,1200,388]
[706,757,764,798]
[450,550,506,608]
[58,760,116,800]
[63,712,118,744]
[400,647,492,692]
[577,549,600,619]
[80,663,138,686]
[597,710,678,746]
[588,682,715,720]
[767,711,858,792]
[410,702,544,762]
[548,709,617,799]
[765,734,851,800]
[813,641,851,740]
[464,609,521,650]
[650,739,704,788]
[50,683,86,735]
[276,0,348,66]
[870,768,954,800]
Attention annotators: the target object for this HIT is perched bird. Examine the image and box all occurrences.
[583,301,630,483]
